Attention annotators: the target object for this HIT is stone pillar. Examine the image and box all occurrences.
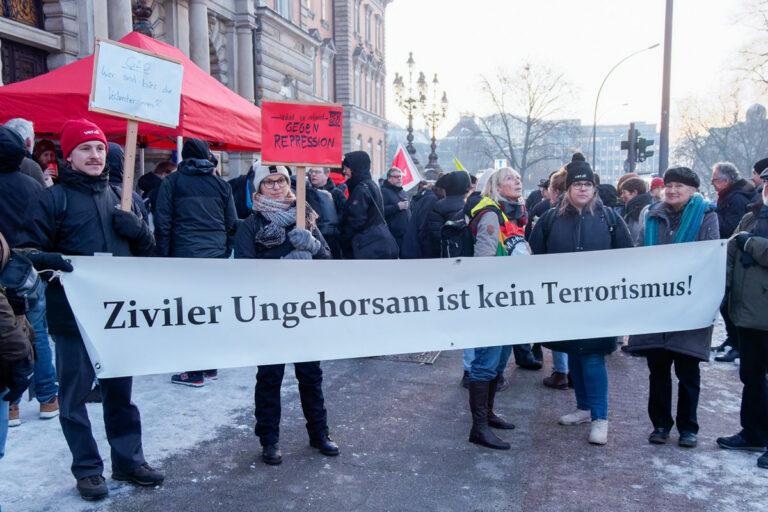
[236,25,255,102]
[107,0,133,39]
[189,0,210,73]
[176,0,191,56]
[92,1,109,40]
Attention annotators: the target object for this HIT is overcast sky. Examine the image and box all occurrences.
[385,0,762,138]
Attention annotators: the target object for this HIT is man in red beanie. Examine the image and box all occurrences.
[17,118,164,501]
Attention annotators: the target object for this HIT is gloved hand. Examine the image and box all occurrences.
[25,251,73,272]
[281,250,312,260]
[734,231,752,252]
[4,357,33,403]
[112,209,145,240]
[288,229,322,254]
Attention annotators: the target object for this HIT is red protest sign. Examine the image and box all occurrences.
[261,101,344,167]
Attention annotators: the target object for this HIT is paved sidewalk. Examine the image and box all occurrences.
[102,341,767,512]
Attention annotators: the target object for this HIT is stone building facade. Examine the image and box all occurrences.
[0,0,390,176]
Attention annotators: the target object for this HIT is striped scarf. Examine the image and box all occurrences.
[644,193,708,246]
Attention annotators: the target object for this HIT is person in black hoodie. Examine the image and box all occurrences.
[0,126,44,246]
[401,181,437,259]
[16,118,162,501]
[106,142,149,220]
[380,167,411,254]
[229,165,256,220]
[339,151,399,259]
[154,138,237,386]
[419,171,471,258]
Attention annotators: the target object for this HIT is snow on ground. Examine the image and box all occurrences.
[0,366,276,512]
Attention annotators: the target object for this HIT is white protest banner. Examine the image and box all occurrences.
[89,40,183,128]
[61,240,726,378]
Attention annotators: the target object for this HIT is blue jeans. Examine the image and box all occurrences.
[16,280,58,404]
[462,349,474,371]
[569,353,608,420]
[0,389,8,459]
[469,345,512,382]
[552,350,568,374]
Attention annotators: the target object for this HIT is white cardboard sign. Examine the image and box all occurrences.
[89,40,183,128]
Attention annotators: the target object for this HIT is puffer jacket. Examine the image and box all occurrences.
[717,179,755,238]
[727,204,768,330]
[401,188,437,259]
[154,158,238,258]
[628,201,720,360]
[419,195,466,258]
[530,199,633,355]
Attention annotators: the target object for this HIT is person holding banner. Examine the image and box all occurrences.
[233,165,338,465]
[530,160,633,446]
[340,151,399,259]
[16,119,164,500]
[464,167,529,450]
[628,167,719,449]
[719,167,768,469]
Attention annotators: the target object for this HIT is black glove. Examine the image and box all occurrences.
[4,357,33,403]
[112,209,145,240]
[734,231,752,252]
[26,251,73,273]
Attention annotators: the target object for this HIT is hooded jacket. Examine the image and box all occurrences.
[0,127,44,247]
[153,157,237,258]
[106,142,149,220]
[716,178,755,238]
[380,180,410,247]
[229,166,256,220]
[340,166,398,259]
[16,164,155,335]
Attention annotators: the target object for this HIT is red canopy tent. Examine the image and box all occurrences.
[0,32,261,152]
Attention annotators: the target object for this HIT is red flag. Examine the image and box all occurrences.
[390,144,423,191]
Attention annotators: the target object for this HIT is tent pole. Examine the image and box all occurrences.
[176,136,183,162]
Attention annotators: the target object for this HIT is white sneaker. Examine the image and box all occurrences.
[589,419,609,445]
[559,409,591,426]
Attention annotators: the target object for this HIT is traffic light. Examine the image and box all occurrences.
[637,137,654,162]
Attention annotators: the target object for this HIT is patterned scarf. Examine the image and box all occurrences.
[252,193,318,248]
[470,197,526,256]
[644,193,708,246]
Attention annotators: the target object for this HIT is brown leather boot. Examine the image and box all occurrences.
[543,371,569,390]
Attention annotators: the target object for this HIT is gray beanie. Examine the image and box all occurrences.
[253,165,290,191]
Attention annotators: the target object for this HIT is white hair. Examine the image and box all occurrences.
[3,118,34,149]
[713,161,740,183]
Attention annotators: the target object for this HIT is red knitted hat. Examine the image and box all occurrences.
[650,177,664,190]
[60,119,108,158]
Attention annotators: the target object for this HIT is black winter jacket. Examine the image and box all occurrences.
[716,179,755,238]
[106,143,149,220]
[380,180,410,246]
[529,200,633,355]
[419,194,466,258]
[0,128,44,247]
[229,168,255,220]
[233,210,331,260]
[17,166,155,335]
[401,189,437,259]
[340,172,388,251]
[314,178,347,216]
[154,158,238,258]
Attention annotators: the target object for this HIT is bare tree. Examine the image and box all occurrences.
[477,63,580,184]
[738,0,768,89]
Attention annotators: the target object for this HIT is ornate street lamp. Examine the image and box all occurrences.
[422,73,448,171]
[393,52,426,166]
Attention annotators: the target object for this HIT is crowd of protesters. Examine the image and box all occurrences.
[0,116,767,502]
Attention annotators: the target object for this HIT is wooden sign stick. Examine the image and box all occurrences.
[295,166,307,230]
[120,119,139,211]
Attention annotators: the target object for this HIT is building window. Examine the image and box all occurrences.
[356,134,363,151]
[354,66,361,107]
[354,0,361,34]
[2,1,44,29]
[375,80,382,115]
[275,0,292,19]
[365,6,372,42]
[366,73,372,112]
[321,60,330,101]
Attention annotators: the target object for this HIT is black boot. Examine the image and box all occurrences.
[488,376,515,430]
[468,381,511,450]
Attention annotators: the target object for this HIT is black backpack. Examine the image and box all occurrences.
[439,219,475,258]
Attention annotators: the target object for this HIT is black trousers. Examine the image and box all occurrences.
[646,349,701,434]
[737,327,768,444]
[254,362,328,446]
[54,333,145,479]
[721,299,740,350]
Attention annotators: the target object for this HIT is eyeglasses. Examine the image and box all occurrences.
[571,182,594,190]
[389,174,403,180]
[262,178,288,188]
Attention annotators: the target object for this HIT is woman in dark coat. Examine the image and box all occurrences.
[234,165,338,466]
[628,167,719,449]
[529,161,633,446]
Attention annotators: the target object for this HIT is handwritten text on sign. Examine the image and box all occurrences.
[261,101,343,166]
[90,40,183,128]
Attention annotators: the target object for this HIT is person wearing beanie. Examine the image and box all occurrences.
[650,176,665,203]
[154,137,237,387]
[0,126,60,430]
[419,170,471,258]
[339,151,399,259]
[16,118,162,500]
[233,159,338,466]
[717,168,768,470]
[571,152,586,163]
[628,166,719,449]
[530,162,633,446]
[106,142,149,220]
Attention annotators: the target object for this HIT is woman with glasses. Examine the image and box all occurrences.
[234,165,338,466]
[529,161,633,445]
[628,167,719,449]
